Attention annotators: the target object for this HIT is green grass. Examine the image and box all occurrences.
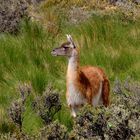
[0,14,140,135]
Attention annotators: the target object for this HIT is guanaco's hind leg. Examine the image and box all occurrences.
[102,78,110,107]
[92,82,103,106]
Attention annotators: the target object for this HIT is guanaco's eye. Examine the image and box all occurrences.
[63,46,68,50]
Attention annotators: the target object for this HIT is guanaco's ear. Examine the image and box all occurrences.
[66,34,76,48]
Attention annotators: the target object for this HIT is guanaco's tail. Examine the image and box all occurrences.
[102,77,110,107]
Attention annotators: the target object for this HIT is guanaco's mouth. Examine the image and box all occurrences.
[51,51,58,56]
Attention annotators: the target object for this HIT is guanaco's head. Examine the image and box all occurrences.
[51,35,77,58]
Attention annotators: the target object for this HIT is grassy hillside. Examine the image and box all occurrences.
[0,1,140,136]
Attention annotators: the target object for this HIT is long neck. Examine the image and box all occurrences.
[67,55,79,83]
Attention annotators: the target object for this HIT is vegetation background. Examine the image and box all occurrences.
[0,0,140,139]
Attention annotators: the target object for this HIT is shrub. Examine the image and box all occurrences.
[0,0,29,34]
[32,85,61,124]
[70,78,140,140]
[37,121,68,140]
[8,83,31,131]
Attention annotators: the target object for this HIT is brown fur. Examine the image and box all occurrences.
[66,65,110,107]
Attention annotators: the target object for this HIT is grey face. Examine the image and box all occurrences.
[51,42,74,57]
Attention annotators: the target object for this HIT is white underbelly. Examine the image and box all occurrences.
[67,84,87,106]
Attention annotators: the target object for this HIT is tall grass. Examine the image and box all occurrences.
[0,14,140,134]
[64,15,140,80]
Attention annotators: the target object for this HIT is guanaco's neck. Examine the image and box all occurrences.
[67,51,79,83]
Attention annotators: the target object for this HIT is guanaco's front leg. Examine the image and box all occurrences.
[70,106,78,118]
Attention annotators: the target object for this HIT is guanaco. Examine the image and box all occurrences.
[51,35,110,117]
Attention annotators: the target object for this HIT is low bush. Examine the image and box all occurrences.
[0,0,29,34]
